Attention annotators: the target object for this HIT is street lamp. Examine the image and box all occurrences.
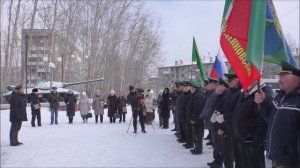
[49,62,56,90]
[42,57,48,81]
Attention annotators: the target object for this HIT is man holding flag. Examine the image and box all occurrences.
[255,62,300,168]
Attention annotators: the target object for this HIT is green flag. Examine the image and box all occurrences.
[192,37,207,82]
[247,0,266,72]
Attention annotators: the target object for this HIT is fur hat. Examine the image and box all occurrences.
[129,85,135,91]
[32,88,38,93]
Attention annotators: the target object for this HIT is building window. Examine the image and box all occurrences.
[181,74,184,77]
[176,74,179,79]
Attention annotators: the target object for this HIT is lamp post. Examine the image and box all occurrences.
[71,54,75,82]
[56,57,62,82]
[49,62,56,90]
[42,57,48,81]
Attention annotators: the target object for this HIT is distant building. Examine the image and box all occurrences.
[156,52,299,93]
[21,29,83,87]
[156,59,219,92]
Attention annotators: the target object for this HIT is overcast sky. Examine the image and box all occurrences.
[145,0,300,66]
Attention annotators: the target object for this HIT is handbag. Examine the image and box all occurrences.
[122,106,127,113]
[32,103,40,110]
[114,112,120,119]
[87,112,93,118]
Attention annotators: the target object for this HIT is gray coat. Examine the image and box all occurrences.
[92,95,105,115]
[79,96,90,116]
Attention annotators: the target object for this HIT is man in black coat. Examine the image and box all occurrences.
[180,81,193,147]
[9,84,28,146]
[201,78,228,168]
[255,62,300,168]
[186,80,206,155]
[29,88,43,127]
[127,86,146,133]
[174,82,184,138]
[213,74,242,168]
[230,81,272,168]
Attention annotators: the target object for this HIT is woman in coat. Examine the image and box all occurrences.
[79,92,90,123]
[117,91,127,123]
[107,90,118,123]
[160,87,172,129]
[64,90,77,124]
[92,90,105,123]
[145,89,155,125]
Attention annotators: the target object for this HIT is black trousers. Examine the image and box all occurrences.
[31,109,41,126]
[95,115,103,123]
[68,116,73,123]
[220,135,234,168]
[179,121,186,140]
[109,116,115,123]
[119,113,126,122]
[192,123,204,152]
[232,136,242,168]
[210,123,222,164]
[185,122,194,146]
[133,110,145,131]
[237,141,265,168]
[10,121,22,145]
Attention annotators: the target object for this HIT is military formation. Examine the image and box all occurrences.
[8,62,300,168]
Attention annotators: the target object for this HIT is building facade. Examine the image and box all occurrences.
[21,29,83,87]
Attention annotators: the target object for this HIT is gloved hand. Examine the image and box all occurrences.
[216,114,224,123]
[210,112,217,123]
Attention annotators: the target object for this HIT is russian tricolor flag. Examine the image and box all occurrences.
[209,49,228,80]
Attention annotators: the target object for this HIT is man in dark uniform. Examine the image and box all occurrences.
[9,84,28,146]
[127,85,146,133]
[214,73,242,168]
[201,78,228,168]
[203,78,218,145]
[176,81,190,143]
[180,81,193,148]
[174,81,184,138]
[255,61,300,168]
[171,81,182,132]
[186,80,206,155]
[230,79,272,168]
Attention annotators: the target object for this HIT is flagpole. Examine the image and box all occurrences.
[191,60,193,80]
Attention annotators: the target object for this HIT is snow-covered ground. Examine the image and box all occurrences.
[1,107,215,167]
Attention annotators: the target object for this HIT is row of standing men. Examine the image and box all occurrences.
[171,61,300,168]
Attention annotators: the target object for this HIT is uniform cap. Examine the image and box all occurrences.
[187,80,200,88]
[278,61,300,77]
[218,78,229,88]
[208,77,218,84]
[32,88,38,93]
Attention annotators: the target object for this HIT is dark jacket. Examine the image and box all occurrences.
[10,91,28,122]
[127,92,143,112]
[107,95,118,117]
[118,96,127,114]
[217,85,242,135]
[261,86,300,166]
[200,92,225,120]
[47,91,60,109]
[178,91,192,122]
[29,93,43,111]
[64,93,77,116]
[186,89,206,124]
[160,88,172,118]
[232,84,272,146]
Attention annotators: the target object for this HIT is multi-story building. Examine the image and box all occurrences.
[157,59,217,92]
[156,52,299,93]
[21,29,83,87]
